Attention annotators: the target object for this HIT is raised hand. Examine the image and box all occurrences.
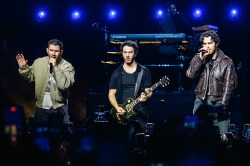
[198,47,209,60]
[16,54,28,68]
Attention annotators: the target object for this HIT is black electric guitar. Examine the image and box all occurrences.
[110,76,170,125]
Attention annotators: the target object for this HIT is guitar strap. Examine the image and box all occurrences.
[134,66,144,98]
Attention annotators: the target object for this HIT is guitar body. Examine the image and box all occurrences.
[110,98,136,125]
[109,76,170,125]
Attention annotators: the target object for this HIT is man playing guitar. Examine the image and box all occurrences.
[108,40,153,151]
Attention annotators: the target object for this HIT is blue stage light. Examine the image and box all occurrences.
[71,10,81,21]
[228,8,239,20]
[193,9,202,18]
[35,10,47,22]
[108,10,117,19]
[156,9,163,19]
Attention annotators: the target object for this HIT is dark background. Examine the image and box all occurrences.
[0,0,249,123]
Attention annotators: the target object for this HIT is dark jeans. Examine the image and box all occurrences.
[193,96,230,134]
[26,105,75,165]
[32,104,75,139]
[128,110,149,150]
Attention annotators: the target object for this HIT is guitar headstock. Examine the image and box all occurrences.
[159,76,170,87]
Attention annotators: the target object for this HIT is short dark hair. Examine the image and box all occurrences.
[120,40,138,55]
[199,30,220,45]
[48,39,63,49]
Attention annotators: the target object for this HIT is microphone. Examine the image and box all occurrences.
[49,63,53,74]
[198,48,208,53]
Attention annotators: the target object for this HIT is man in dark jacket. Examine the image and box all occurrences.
[186,30,238,134]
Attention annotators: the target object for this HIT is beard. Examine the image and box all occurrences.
[124,57,135,64]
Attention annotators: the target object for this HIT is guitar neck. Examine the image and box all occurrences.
[132,82,160,107]
[145,82,160,95]
[123,76,169,113]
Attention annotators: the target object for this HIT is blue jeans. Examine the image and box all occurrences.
[193,96,230,134]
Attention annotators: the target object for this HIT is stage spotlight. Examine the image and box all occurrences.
[35,10,47,22]
[71,10,81,22]
[228,8,239,21]
[156,9,163,19]
[108,10,117,19]
[193,8,202,19]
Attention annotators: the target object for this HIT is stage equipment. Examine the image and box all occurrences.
[101,61,118,65]
[144,63,183,68]
[93,105,108,123]
[105,32,194,92]
[243,124,250,143]
[109,33,186,44]
[192,24,218,32]
[144,49,188,92]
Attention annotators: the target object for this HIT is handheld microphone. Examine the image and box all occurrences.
[198,48,208,53]
[49,63,53,74]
